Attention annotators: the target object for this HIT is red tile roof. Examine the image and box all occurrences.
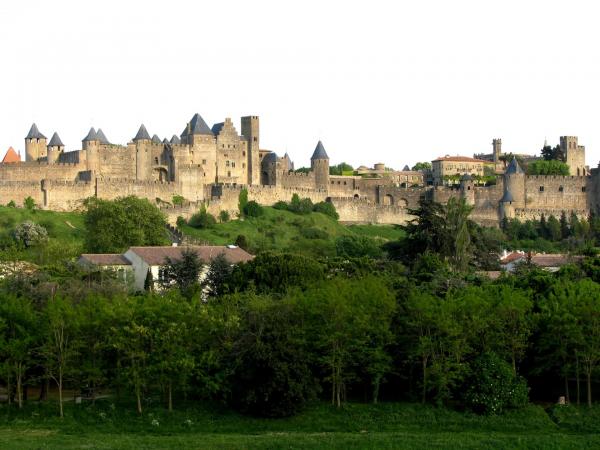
[128,245,254,266]
[1,147,20,164]
[433,156,490,163]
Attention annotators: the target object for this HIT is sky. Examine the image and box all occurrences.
[1,0,600,169]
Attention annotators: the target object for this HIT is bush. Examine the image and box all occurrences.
[313,201,339,220]
[23,196,36,211]
[235,234,249,250]
[463,352,529,415]
[13,221,48,247]
[239,189,249,216]
[273,201,289,211]
[6,200,16,208]
[244,201,264,218]
[335,235,383,259]
[288,194,313,215]
[172,194,185,206]
[219,210,230,223]
[176,216,186,228]
[188,208,217,229]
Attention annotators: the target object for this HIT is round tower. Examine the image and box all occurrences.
[500,157,525,219]
[310,140,330,191]
[459,173,475,206]
[47,132,65,164]
[132,124,152,180]
[83,128,100,172]
[24,123,47,162]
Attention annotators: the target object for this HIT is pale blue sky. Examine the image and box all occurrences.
[1,0,599,169]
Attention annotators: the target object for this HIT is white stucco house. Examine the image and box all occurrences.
[78,245,254,291]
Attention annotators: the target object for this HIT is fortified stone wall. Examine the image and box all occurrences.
[330,197,414,224]
[0,162,82,182]
[524,176,589,210]
[0,180,43,206]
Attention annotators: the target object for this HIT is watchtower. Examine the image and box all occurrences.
[310,141,330,191]
[24,123,47,162]
[241,116,260,185]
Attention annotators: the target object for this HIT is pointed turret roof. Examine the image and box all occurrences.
[133,124,151,141]
[96,129,110,144]
[505,157,524,175]
[211,122,224,135]
[2,147,20,163]
[48,132,64,147]
[188,113,214,136]
[311,141,329,160]
[500,190,514,203]
[403,164,410,171]
[25,123,46,140]
[83,127,98,142]
[170,135,181,145]
[151,134,161,144]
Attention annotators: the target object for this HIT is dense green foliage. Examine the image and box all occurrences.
[541,144,565,162]
[83,196,169,252]
[329,162,354,175]
[411,162,431,171]
[188,206,217,229]
[528,159,570,176]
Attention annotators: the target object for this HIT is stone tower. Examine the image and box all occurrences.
[133,124,152,180]
[83,128,100,173]
[24,123,47,162]
[492,138,502,163]
[311,140,330,191]
[499,157,525,219]
[460,173,475,206]
[241,116,260,185]
[561,136,586,176]
[47,132,65,164]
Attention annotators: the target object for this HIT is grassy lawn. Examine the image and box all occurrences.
[0,206,86,264]
[180,207,403,258]
[1,401,600,449]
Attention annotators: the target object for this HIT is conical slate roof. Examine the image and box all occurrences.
[500,190,514,203]
[310,141,329,160]
[48,132,64,147]
[133,124,151,141]
[151,134,161,144]
[96,129,110,144]
[83,128,98,142]
[188,113,214,136]
[162,138,169,145]
[25,123,46,140]
[170,135,181,145]
[505,157,524,175]
[403,164,410,171]
[461,173,473,181]
[2,147,20,163]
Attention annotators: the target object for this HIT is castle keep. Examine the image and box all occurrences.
[1,112,598,226]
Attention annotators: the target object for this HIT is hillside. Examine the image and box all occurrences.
[0,206,86,264]
[179,206,405,258]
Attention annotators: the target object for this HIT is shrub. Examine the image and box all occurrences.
[238,189,249,216]
[6,200,16,208]
[244,201,264,218]
[463,352,529,415]
[188,208,217,229]
[288,194,313,215]
[172,194,185,206]
[335,235,383,259]
[23,196,36,211]
[313,201,339,220]
[273,201,289,211]
[219,210,230,223]
[13,221,48,247]
[176,216,186,228]
[235,234,249,250]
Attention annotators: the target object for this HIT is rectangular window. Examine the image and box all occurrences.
[539,186,544,192]
[226,161,230,167]
[559,186,564,192]
[202,159,207,165]
[582,186,587,192]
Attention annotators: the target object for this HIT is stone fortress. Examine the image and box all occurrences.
[0,111,598,227]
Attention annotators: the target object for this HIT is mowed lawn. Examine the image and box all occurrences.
[2,401,600,449]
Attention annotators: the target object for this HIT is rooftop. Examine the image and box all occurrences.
[79,254,131,266]
[2,147,20,163]
[433,155,489,163]
[127,245,254,266]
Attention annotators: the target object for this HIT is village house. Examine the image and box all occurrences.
[78,245,254,291]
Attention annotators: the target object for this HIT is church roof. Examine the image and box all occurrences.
[311,141,329,160]
[25,123,46,140]
[170,135,181,145]
[505,157,524,175]
[133,124,151,141]
[96,129,110,144]
[187,113,214,136]
[83,128,98,142]
[48,132,64,147]
[151,134,161,144]
[2,147,20,163]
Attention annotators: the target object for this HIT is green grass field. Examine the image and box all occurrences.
[180,206,404,258]
[1,401,600,449]
[0,206,86,264]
